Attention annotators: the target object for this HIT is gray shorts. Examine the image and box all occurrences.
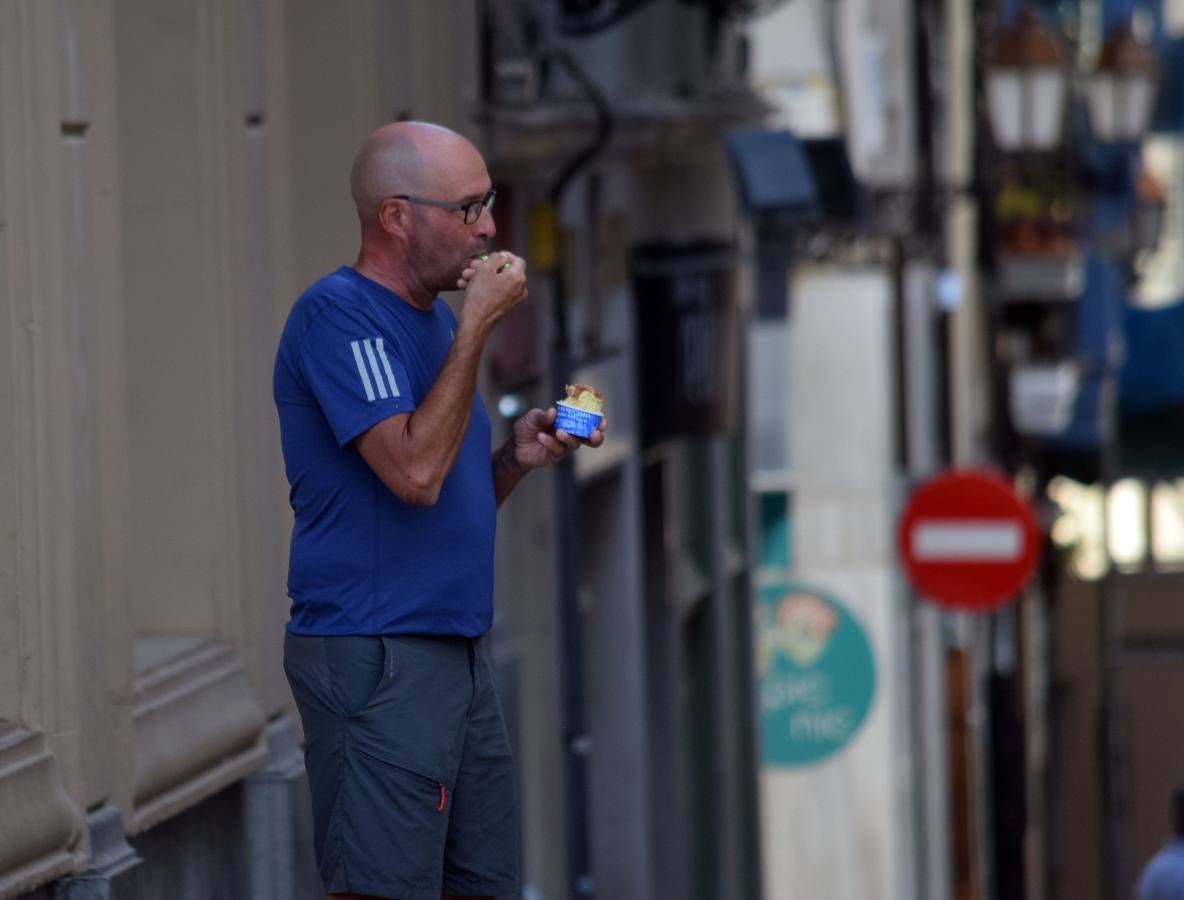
[283,631,519,899]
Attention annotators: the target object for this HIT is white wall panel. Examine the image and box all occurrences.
[762,264,917,900]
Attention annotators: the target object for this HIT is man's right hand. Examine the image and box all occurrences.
[357,252,528,506]
[458,252,527,335]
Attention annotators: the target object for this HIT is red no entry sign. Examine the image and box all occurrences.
[897,469,1041,612]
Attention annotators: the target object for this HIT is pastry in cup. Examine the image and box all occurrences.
[554,383,604,439]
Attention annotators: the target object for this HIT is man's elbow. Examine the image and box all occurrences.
[388,466,442,507]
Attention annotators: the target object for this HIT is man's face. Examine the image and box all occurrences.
[405,141,497,293]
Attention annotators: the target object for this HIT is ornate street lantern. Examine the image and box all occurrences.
[987,9,1068,152]
[1086,24,1158,144]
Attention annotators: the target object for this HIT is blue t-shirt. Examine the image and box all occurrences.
[1138,839,1184,900]
[273,266,495,636]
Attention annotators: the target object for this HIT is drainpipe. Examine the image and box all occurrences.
[545,46,613,900]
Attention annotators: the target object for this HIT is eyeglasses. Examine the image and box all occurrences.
[391,189,496,225]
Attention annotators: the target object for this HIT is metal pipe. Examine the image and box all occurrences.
[545,45,614,900]
[706,439,741,899]
[1097,365,1130,900]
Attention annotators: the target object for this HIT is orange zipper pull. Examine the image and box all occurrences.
[438,784,446,812]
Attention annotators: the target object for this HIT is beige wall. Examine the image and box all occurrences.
[116,0,249,640]
[1,1,91,891]
[0,0,478,894]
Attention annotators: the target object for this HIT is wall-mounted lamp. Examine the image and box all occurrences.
[1087,24,1158,145]
[987,9,1068,153]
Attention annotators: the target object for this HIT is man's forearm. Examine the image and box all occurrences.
[402,324,485,467]
[359,322,488,505]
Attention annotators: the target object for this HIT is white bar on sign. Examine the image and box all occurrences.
[912,520,1023,562]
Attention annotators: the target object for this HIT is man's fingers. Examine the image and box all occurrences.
[468,252,526,298]
[536,432,566,455]
[457,263,480,290]
[496,252,525,275]
[538,429,579,451]
[472,252,523,273]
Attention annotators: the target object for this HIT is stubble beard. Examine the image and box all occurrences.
[408,213,489,294]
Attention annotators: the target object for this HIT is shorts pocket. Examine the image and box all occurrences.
[354,746,448,808]
[343,747,451,891]
[353,744,447,797]
[324,635,388,718]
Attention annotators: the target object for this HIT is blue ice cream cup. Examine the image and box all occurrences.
[554,402,603,439]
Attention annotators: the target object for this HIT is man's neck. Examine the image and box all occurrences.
[353,252,435,311]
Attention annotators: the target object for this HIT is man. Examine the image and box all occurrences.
[274,121,604,900]
[1137,786,1184,900]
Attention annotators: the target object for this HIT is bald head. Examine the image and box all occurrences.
[349,121,480,224]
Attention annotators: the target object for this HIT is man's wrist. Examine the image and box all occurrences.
[500,438,523,474]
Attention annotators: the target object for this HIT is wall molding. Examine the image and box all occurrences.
[130,637,266,834]
[0,724,84,899]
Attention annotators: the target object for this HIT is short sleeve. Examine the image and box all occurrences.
[297,304,415,446]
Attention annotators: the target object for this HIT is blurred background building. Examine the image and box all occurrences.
[2,0,1184,899]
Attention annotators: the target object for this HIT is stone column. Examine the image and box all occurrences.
[0,0,89,893]
[107,0,267,834]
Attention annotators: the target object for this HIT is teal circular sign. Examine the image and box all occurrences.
[756,582,876,767]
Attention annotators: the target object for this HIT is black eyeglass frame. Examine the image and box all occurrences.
[390,189,497,225]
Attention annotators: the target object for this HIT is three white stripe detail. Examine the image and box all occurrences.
[363,340,388,399]
[350,338,400,401]
[376,339,400,397]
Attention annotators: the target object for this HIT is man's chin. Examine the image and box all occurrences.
[439,268,468,294]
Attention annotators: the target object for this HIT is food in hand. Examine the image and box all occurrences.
[562,384,604,414]
[555,383,604,439]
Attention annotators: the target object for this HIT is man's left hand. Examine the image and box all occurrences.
[509,407,606,470]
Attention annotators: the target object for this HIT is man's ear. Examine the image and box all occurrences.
[377,197,405,235]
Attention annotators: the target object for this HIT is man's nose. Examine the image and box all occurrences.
[474,205,496,240]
